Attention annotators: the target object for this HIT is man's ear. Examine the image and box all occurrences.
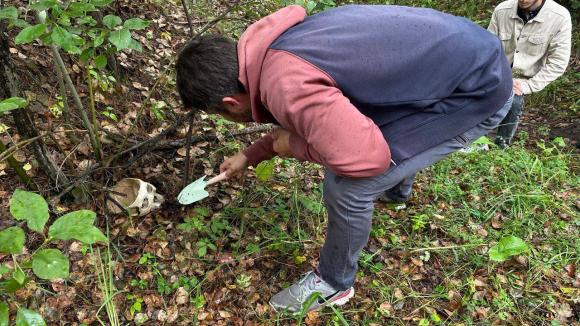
[222,94,245,113]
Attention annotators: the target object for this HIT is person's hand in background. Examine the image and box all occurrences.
[513,79,524,96]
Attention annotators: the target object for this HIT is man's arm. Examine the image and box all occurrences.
[242,134,275,167]
[487,10,500,35]
[520,15,572,94]
[260,50,391,178]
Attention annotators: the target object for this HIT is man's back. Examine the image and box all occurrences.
[272,5,504,110]
[267,5,512,160]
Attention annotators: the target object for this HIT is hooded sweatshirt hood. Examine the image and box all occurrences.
[237,5,306,123]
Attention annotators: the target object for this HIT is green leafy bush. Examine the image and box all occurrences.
[0,189,108,324]
[0,0,149,80]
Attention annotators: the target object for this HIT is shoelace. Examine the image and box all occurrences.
[296,271,320,299]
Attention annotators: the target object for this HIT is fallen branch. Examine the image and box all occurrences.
[53,121,272,202]
[155,124,272,150]
[0,134,44,162]
[0,129,85,163]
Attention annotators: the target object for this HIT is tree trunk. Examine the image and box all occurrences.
[0,20,69,190]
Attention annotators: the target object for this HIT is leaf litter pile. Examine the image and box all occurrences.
[0,0,578,325]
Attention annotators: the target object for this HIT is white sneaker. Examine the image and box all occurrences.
[269,270,354,313]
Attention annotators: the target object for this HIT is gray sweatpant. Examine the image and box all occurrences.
[318,94,514,290]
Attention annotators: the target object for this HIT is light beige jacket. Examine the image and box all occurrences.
[488,0,572,94]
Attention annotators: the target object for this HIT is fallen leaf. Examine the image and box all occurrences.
[474,278,486,289]
[166,306,178,322]
[473,307,489,319]
[491,215,503,229]
[394,288,404,300]
[13,151,26,162]
[219,310,232,318]
[564,263,576,278]
[410,257,423,267]
[379,302,393,314]
[555,303,573,321]
[175,287,189,305]
[152,309,167,321]
[197,311,209,321]
[305,310,319,325]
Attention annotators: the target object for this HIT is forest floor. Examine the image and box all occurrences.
[0,0,578,325]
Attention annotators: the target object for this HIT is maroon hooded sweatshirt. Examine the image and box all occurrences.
[239,6,391,178]
[238,5,511,178]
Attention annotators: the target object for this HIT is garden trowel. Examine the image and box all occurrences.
[177,172,228,205]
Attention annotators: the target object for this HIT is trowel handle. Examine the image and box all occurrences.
[206,171,228,186]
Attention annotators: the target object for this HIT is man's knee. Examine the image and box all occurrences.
[323,173,374,211]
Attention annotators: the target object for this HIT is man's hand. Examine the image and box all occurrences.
[513,79,524,96]
[272,128,292,157]
[220,152,249,178]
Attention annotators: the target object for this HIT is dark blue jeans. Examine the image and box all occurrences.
[318,95,513,290]
[495,95,524,148]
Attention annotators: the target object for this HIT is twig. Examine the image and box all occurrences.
[51,162,101,204]
[55,121,270,200]
[0,134,43,162]
[107,110,195,165]
[194,0,247,37]
[54,55,79,144]
[121,124,272,168]
[55,111,196,201]
[86,66,103,159]
[47,131,76,173]
[182,112,195,188]
[0,140,37,191]
[410,243,487,253]
[105,194,128,214]
[180,0,194,37]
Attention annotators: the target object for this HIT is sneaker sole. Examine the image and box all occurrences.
[328,287,354,307]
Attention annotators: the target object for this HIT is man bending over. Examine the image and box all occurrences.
[177,5,513,313]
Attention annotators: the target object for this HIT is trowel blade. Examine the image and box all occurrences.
[177,176,209,205]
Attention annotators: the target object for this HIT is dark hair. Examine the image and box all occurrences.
[176,35,244,111]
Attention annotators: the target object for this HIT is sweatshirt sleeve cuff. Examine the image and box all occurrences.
[288,133,310,162]
[243,134,275,167]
